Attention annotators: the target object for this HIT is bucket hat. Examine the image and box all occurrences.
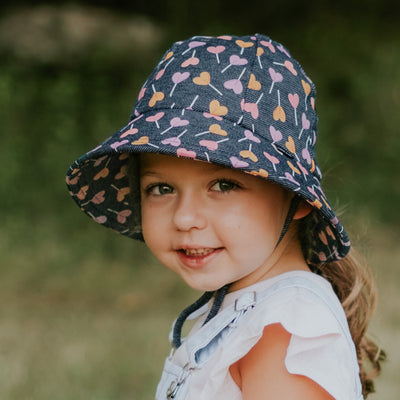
[66,33,350,264]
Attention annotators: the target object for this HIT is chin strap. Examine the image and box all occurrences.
[275,195,301,248]
[172,196,301,349]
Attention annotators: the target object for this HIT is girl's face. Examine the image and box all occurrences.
[140,153,306,292]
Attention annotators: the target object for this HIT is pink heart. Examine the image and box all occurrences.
[155,69,165,80]
[240,99,258,119]
[223,79,243,94]
[199,139,218,151]
[285,172,300,186]
[297,161,308,175]
[244,130,261,143]
[307,186,319,199]
[277,44,290,58]
[91,191,105,204]
[93,215,107,224]
[111,139,129,150]
[230,55,248,66]
[288,93,299,109]
[269,126,282,142]
[260,40,275,52]
[330,216,339,226]
[181,57,199,67]
[138,87,146,100]
[302,113,310,129]
[117,209,132,224]
[162,137,181,147]
[172,72,190,84]
[230,156,249,168]
[284,60,297,76]
[170,117,189,127]
[207,45,225,55]
[263,151,279,164]
[268,67,283,83]
[146,112,165,122]
[203,112,222,121]
[177,148,196,158]
[189,41,206,48]
[93,155,107,167]
[120,128,138,138]
[302,148,311,164]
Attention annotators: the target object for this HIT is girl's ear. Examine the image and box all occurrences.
[293,200,313,220]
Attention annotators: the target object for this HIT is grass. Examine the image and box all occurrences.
[0,215,398,399]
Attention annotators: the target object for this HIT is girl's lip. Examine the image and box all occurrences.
[176,247,223,269]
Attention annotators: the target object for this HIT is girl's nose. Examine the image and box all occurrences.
[172,192,207,232]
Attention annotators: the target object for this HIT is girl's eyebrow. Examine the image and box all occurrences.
[140,170,164,178]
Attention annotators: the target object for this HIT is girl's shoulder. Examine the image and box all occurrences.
[218,270,362,399]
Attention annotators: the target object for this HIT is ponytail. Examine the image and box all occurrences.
[309,248,386,397]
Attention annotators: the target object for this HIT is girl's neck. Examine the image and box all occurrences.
[229,230,310,292]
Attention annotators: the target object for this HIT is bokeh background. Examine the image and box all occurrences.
[1,1,399,398]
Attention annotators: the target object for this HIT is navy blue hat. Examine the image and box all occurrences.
[66,34,350,264]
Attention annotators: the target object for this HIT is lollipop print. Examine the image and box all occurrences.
[160,117,190,135]
[80,190,108,208]
[195,124,227,137]
[268,67,283,94]
[235,39,254,55]
[240,92,264,120]
[221,54,248,73]
[199,137,229,151]
[301,79,311,111]
[107,208,133,224]
[239,143,258,162]
[285,136,299,161]
[272,90,286,122]
[263,151,280,172]
[110,184,131,202]
[145,112,165,128]
[207,45,225,63]
[260,39,275,53]
[170,72,190,97]
[288,93,299,126]
[181,50,200,68]
[149,84,165,107]
[273,60,297,76]
[87,212,107,224]
[302,136,312,165]
[193,72,223,96]
[223,67,246,94]
[238,129,261,143]
[182,40,206,55]
[256,47,264,68]
[161,129,188,147]
[299,112,310,139]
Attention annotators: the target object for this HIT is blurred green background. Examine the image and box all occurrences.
[0,1,399,399]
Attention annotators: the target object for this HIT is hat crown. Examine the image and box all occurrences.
[132,34,319,177]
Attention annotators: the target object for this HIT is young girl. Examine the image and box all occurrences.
[66,34,384,399]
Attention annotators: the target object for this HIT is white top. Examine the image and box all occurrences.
[156,271,363,400]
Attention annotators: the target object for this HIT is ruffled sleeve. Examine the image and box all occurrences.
[189,277,362,400]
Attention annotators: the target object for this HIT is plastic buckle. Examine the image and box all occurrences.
[234,291,257,312]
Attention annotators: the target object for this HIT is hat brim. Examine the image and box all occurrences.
[66,108,350,263]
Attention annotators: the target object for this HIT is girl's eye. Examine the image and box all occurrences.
[146,184,174,196]
[211,180,239,192]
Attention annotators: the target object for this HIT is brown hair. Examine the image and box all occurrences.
[308,246,386,397]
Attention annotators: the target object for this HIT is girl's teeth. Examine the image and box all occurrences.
[183,248,214,256]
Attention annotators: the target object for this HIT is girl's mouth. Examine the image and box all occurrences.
[177,247,223,268]
[181,248,215,257]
